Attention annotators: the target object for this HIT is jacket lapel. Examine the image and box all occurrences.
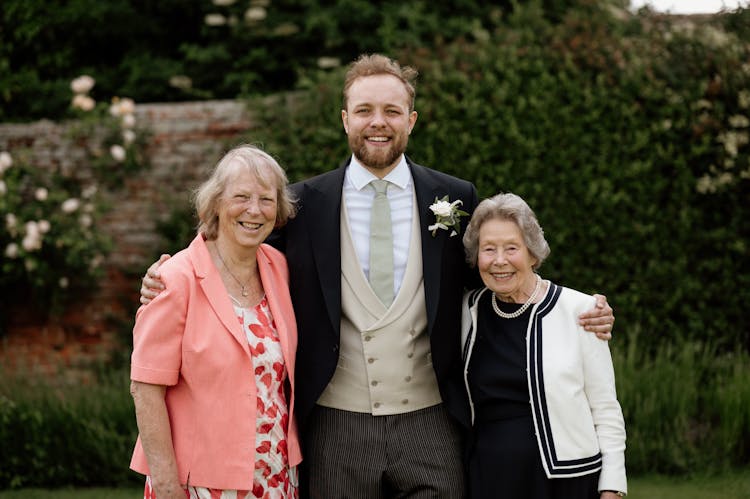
[306,164,346,333]
[191,235,251,357]
[409,158,445,330]
[256,244,296,380]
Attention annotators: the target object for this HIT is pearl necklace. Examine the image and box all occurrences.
[216,245,251,297]
[491,274,542,319]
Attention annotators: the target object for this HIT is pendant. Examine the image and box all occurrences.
[241,287,249,297]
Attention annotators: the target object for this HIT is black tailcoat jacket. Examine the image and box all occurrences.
[270,156,480,430]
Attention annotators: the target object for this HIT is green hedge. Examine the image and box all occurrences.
[1,0,536,122]
[614,337,750,473]
[0,368,140,489]
[246,2,750,350]
[1,338,747,488]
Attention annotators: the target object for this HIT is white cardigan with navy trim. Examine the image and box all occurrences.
[461,282,627,494]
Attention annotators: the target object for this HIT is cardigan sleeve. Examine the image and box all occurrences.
[579,301,627,494]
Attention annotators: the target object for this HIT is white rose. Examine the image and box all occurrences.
[169,75,192,89]
[317,57,341,69]
[729,114,750,128]
[79,214,93,228]
[72,94,96,111]
[5,243,19,258]
[59,277,70,288]
[212,0,236,5]
[6,213,17,229]
[430,200,453,217]
[121,113,136,128]
[70,75,95,94]
[0,151,12,173]
[205,13,227,26]
[244,6,267,22]
[38,220,51,233]
[22,231,42,251]
[61,198,81,213]
[35,187,48,201]
[122,129,136,145]
[24,220,40,236]
[109,99,121,116]
[82,184,98,198]
[119,98,135,115]
[110,144,126,162]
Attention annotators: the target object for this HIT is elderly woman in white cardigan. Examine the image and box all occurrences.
[460,192,627,499]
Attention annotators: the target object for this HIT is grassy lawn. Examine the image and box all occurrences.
[0,472,748,498]
[0,488,142,499]
[630,471,750,498]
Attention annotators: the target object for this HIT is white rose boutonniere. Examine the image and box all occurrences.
[428,195,469,237]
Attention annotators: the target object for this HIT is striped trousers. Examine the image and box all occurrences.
[304,404,466,499]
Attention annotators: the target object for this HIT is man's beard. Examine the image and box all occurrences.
[349,133,409,170]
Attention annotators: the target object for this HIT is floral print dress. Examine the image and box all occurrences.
[144,296,297,499]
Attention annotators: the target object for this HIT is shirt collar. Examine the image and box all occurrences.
[347,154,411,191]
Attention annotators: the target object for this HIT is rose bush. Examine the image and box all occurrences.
[0,76,146,315]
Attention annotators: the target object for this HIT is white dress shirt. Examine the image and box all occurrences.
[343,155,413,298]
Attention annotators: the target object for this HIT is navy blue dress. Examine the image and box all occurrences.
[466,292,599,499]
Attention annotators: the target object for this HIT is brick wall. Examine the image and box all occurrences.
[0,100,256,373]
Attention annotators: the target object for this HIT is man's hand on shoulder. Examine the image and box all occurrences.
[140,254,171,305]
[578,294,614,340]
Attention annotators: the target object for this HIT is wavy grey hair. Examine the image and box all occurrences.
[463,192,550,270]
[194,144,297,240]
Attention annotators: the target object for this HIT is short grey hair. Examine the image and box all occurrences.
[463,192,550,270]
[194,144,297,240]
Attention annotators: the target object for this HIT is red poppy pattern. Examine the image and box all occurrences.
[143,297,296,499]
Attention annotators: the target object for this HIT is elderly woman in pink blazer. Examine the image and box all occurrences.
[129,145,301,499]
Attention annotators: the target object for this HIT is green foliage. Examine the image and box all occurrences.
[3,473,750,498]
[630,471,750,498]
[244,2,750,350]
[2,337,748,489]
[248,78,351,182]
[0,92,148,319]
[0,147,111,315]
[0,368,141,489]
[613,335,750,474]
[0,488,142,499]
[1,0,600,122]
[155,203,200,257]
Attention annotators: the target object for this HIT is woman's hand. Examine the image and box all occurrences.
[131,381,182,498]
[140,254,171,304]
[150,478,186,499]
[579,294,615,340]
[601,491,625,498]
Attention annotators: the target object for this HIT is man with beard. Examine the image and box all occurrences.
[141,53,614,498]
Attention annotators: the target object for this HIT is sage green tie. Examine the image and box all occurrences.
[369,179,394,306]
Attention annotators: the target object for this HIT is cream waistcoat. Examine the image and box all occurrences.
[316,192,442,415]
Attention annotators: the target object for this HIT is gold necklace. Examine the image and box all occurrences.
[215,245,250,297]
[492,274,541,319]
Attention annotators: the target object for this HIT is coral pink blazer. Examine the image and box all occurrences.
[129,234,301,490]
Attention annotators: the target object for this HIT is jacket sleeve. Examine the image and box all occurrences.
[131,267,189,386]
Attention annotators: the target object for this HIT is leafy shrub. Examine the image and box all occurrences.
[1,0,595,122]
[242,2,749,351]
[1,337,747,488]
[0,367,141,489]
[0,78,147,318]
[613,335,750,473]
